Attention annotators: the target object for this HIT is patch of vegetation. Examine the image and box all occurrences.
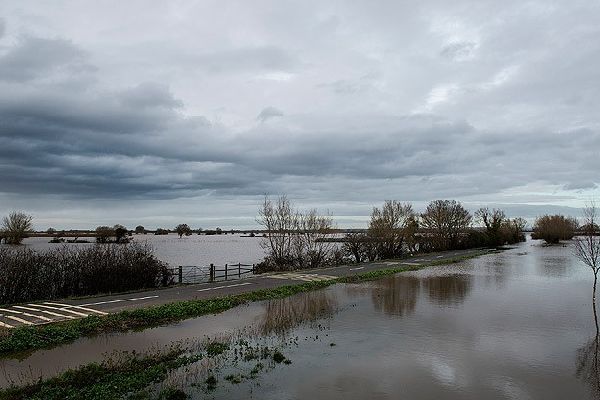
[205,341,229,357]
[0,348,195,400]
[0,250,491,358]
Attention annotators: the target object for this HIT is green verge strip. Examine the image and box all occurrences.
[0,250,491,357]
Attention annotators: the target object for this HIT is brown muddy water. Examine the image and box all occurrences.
[2,238,599,399]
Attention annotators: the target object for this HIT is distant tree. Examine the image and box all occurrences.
[475,207,506,247]
[113,225,128,243]
[47,227,57,235]
[1,211,33,245]
[175,223,192,238]
[215,227,223,235]
[532,214,578,243]
[155,228,169,235]
[196,227,203,235]
[135,225,146,234]
[95,226,114,243]
[421,200,472,250]
[501,217,527,244]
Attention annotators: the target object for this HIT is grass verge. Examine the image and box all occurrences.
[0,250,491,358]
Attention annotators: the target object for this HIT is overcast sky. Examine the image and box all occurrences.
[0,1,599,229]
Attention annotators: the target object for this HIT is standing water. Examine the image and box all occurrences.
[1,238,598,399]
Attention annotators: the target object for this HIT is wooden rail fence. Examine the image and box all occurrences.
[169,263,256,284]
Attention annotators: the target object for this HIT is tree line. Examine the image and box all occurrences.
[257,196,528,271]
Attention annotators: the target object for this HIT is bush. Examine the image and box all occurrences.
[532,214,578,244]
[0,243,172,304]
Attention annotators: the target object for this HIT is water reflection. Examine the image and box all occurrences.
[258,291,337,336]
[577,336,600,398]
[422,274,472,306]
[370,276,420,316]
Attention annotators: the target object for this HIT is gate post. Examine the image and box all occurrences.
[178,266,183,284]
[238,262,241,278]
[225,263,228,280]
[210,264,214,282]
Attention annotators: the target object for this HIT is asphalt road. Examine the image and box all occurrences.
[0,249,485,329]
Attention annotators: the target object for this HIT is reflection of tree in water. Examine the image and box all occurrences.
[371,276,420,317]
[422,274,473,307]
[576,335,600,398]
[258,291,337,336]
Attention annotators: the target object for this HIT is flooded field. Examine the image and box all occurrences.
[0,234,266,267]
[2,238,598,399]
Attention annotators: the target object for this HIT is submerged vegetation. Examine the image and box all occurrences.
[0,243,171,304]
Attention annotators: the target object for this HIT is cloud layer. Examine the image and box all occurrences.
[0,1,599,227]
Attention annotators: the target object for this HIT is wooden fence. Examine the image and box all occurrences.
[169,263,256,284]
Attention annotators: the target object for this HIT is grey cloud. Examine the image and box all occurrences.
[0,18,5,39]
[0,1,599,225]
[257,106,284,122]
[0,36,91,81]
[440,41,478,61]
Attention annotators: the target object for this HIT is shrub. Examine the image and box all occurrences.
[1,211,33,245]
[532,214,578,243]
[0,243,172,304]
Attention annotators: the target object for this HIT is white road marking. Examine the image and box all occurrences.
[401,262,421,266]
[265,273,337,282]
[128,295,159,301]
[44,302,108,316]
[197,282,253,292]
[0,321,13,329]
[436,255,444,258]
[79,299,125,307]
[29,304,88,317]
[14,305,75,319]
[3,315,33,325]
[0,307,53,322]
[349,267,364,271]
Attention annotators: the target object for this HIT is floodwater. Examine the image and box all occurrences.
[2,237,599,399]
[0,233,266,266]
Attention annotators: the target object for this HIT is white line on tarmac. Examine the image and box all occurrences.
[29,304,88,317]
[197,282,253,292]
[0,321,13,329]
[436,255,444,258]
[44,302,108,316]
[402,262,421,266]
[14,305,75,319]
[0,307,53,322]
[78,299,125,307]
[128,295,159,301]
[3,315,33,325]
[349,267,364,271]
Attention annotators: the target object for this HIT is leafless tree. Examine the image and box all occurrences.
[421,200,472,250]
[574,203,600,395]
[575,204,600,313]
[1,211,33,245]
[368,200,416,259]
[294,209,335,268]
[257,195,298,268]
[475,207,506,247]
[175,223,192,238]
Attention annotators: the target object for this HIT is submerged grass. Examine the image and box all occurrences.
[0,250,490,358]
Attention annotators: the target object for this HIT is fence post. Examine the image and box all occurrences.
[252,264,255,274]
[225,263,228,281]
[210,264,214,282]
[238,262,241,278]
[178,266,183,284]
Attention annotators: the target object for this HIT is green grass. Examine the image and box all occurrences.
[0,348,195,400]
[0,250,490,358]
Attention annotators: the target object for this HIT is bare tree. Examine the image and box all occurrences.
[1,211,33,245]
[421,200,472,250]
[294,209,335,268]
[575,204,600,312]
[257,195,298,268]
[475,207,506,247]
[368,200,416,259]
[95,226,114,243]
